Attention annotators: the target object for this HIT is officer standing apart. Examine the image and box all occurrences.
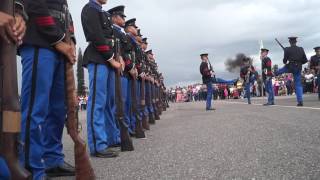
[0,1,26,179]
[199,53,216,111]
[81,0,121,158]
[275,37,308,106]
[310,47,320,101]
[19,0,77,179]
[261,48,275,106]
[240,57,257,105]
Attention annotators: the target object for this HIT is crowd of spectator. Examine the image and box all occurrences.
[167,67,319,103]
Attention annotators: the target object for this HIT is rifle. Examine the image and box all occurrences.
[131,51,145,138]
[140,54,149,130]
[156,79,162,115]
[114,38,134,151]
[63,6,95,180]
[153,74,161,120]
[245,67,251,84]
[207,59,217,83]
[145,60,155,125]
[0,1,31,179]
[275,38,285,51]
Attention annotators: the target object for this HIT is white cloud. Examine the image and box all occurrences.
[48,0,320,87]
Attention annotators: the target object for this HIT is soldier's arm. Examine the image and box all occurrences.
[68,12,76,45]
[283,48,288,64]
[12,0,27,44]
[25,0,65,45]
[240,68,245,78]
[266,58,273,77]
[200,63,211,76]
[0,11,15,43]
[82,8,113,61]
[301,47,308,64]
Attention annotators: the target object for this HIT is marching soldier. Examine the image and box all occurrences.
[261,48,275,106]
[275,37,308,106]
[81,0,121,158]
[19,0,76,178]
[310,47,320,101]
[199,53,215,110]
[240,57,257,105]
[0,1,27,179]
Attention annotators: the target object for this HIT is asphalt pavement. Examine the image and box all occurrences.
[54,94,320,180]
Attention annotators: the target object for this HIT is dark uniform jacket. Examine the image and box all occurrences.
[113,25,133,77]
[262,57,273,80]
[200,61,212,84]
[310,55,320,74]
[81,1,114,67]
[240,65,256,82]
[23,0,75,48]
[134,44,144,77]
[283,46,308,66]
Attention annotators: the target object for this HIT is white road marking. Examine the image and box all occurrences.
[218,101,320,111]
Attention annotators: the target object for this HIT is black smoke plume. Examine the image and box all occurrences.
[225,53,253,73]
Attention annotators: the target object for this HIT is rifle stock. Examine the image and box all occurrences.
[140,76,149,130]
[0,1,32,179]
[131,50,145,138]
[114,39,134,151]
[63,6,95,180]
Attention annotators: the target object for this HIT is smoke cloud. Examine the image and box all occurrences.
[225,53,253,73]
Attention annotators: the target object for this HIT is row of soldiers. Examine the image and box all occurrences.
[200,37,320,110]
[0,0,168,179]
[240,37,320,106]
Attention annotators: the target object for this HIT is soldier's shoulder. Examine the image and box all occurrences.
[265,57,271,61]
[310,55,317,60]
[81,3,94,15]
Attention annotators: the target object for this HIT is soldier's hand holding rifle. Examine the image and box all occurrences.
[0,11,15,43]
[120,56,125,71]
[0,11,26,44]
[109,57,122,69]
[13,13,26,45]
[55,41,77,64]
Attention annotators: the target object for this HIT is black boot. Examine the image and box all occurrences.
[149,113,156,124]
[142,115,150,130]
[135,119,146,139]
[45,161,76,177]
[155,111,160,120]
[297,102,304,107]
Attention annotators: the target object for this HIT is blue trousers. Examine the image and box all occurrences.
[317,74,320,99]
[145,82,154,114]
[244,83,251,104]
[19,46,66,180]
[277,66,303,103]
[122,76,133,134]
[264,79,275,104]
[0,156,10,180]
[206,81,213,109]
[87,64,119,154]
[128,79,141,131]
